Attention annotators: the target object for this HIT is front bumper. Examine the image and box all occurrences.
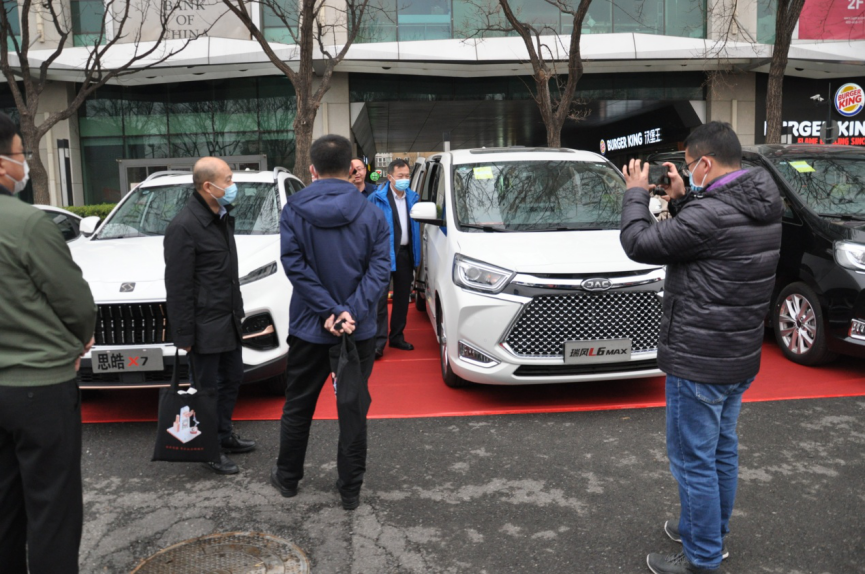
[443,269,665,385]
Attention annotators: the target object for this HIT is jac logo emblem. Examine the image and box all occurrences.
[582,278,612,291]
[120,282,136,292]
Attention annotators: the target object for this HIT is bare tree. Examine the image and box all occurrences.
[221,0,371,185]
[764,0,806,143]
[0,0,209,204]
[461,0,593,148]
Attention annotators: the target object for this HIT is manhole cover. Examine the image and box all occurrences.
[131,532,310,574]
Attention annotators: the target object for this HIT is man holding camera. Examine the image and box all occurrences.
[619,122,783,574]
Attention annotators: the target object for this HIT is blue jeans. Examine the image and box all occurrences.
[666,375,753,570]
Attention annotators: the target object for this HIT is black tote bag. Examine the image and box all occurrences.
[152,351,220,463]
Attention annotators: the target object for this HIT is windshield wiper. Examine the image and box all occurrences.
[816,213,865,222]
[460,224,513,232]
[529,226,606,232]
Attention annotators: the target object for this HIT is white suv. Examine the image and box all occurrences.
[72,168,304,394]
[409,148,665,387]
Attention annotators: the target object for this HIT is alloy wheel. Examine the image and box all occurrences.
[777,293,817,355]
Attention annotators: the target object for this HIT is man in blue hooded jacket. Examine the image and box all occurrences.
[368,159,422,357]
[273,134,390,510]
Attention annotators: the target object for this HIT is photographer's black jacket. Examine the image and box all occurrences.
[164,192,244,353]
[620,168,783,384]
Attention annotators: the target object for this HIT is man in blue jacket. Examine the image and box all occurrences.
[368,159,421,357]
[273,134,390,511]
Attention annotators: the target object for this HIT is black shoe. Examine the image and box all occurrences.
[647,551,719,574]
[389,339,414,351]
[335,479,360,511]
[203,453,239,475]
[271,466,298,498]
[221,432,256,454]
[665,520,729,560]
[375,348,384,359]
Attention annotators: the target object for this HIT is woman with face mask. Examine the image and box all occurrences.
[0,139,31,195]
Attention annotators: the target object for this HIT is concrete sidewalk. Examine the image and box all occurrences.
[81,397,865,573]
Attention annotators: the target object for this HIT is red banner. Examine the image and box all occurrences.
[799,0,865,40]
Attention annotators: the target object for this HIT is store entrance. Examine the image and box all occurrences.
[118,155,267,193]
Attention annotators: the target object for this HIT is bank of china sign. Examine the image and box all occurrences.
[600,128,662,154]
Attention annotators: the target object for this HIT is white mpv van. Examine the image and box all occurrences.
[72,169,304,394]
[409,147,665,387]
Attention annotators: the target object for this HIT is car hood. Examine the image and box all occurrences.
[455,229,657,274]
[73,235,279,302]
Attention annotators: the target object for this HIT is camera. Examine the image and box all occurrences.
[648,164,671,187]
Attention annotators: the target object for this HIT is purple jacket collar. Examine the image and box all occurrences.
[705,169,747,193]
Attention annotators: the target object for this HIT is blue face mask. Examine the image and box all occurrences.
[209,183,238,206]
[689,159,709,194]
[393,178,410,192]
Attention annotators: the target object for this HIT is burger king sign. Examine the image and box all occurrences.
[835,83,863,118]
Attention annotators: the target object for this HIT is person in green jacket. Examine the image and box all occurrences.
[0,112,97,574]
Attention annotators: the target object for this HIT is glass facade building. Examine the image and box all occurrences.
[78,77,297,203]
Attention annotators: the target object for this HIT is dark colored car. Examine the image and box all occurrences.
[650,144,865,366]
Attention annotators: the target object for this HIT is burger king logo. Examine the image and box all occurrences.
[835,83,863,118]
[600,139,606,154]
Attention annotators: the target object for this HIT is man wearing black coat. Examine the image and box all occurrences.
[619,122,783,574]
[164,157,255,475]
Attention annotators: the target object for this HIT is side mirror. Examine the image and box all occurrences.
[79,216,101,237]
[410,202,443,226]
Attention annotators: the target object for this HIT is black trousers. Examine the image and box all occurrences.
[276,335,376,497]
[189,346,244,444]
[0,379,82,574]
[376,245,414,350]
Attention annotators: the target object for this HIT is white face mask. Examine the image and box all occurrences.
[1,155,30,194]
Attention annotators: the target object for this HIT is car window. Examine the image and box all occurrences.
[768,156,865,218]
[288,178,305,194]
[451,160,625,231]
[95,182,281,239]
[51,213,80,242]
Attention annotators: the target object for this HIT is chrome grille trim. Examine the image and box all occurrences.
[502,292,662,358]
[95,302,171,346]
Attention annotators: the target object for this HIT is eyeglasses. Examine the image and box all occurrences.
[0,151,33,161]
[681,153,714,178]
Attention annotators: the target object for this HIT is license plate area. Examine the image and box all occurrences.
[563,339,632,364]
[92,348,164,373]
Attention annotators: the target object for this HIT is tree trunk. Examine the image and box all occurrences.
[20,124,50,204]
[536,76,563,148]
[293,108,315,186]
[765,43,790,144]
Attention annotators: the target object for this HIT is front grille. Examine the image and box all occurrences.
[77,363,188,385]
[514,359,659,377]
[94,303,172,346]
[504,292,662,357]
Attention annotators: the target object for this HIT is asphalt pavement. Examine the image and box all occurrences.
[80,396,865,573]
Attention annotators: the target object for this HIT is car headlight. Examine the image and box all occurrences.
[834,242,865,271]
[452,254,514,294]
[239,261,278,286]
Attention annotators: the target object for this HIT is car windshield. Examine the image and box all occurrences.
[452,160,625,231]
[768,156,865,218]
[96,182,280,239]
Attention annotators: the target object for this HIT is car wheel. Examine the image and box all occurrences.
[438,310,469,388]
[773,282,837,366]
[265,370,288,396]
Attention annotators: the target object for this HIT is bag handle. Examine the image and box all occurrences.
[170,349,181,394]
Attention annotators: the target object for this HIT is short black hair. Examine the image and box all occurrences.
[0,112,18,153]
[351,157,366,165]
[683,121,742,167]
[310,134,352,177]
[387,158,410,174]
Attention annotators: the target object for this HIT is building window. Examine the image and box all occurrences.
[263,0,299,44]
[2,0,20,49]
[78,77,298,204]
[359,0,706,42]
[757,0,776,43]
[72,0,106,46]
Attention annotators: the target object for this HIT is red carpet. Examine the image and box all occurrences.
[81,307,865,424]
